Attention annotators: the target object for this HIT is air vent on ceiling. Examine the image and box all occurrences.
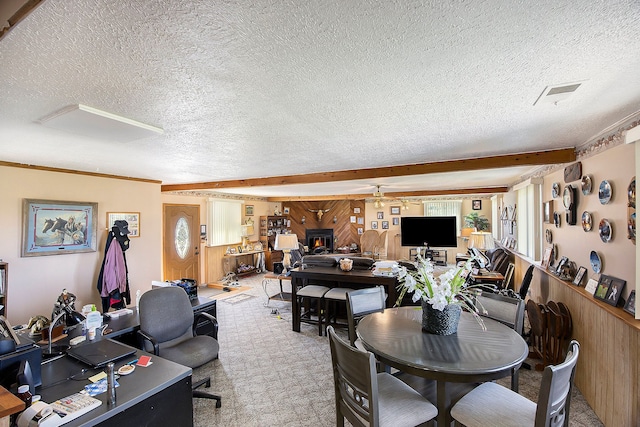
[533,81,585,106]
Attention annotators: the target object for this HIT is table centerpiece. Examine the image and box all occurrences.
[395,250,485,335]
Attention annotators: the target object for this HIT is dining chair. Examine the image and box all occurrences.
[450,340,580,427]
[138,286,222,407]
[503,262,515,290]
[345,286,386,347]
[475,291,525,391]
[327,326,438,427]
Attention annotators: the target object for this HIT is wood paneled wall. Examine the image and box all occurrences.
[287,200,365,250]
[513,256,639,426]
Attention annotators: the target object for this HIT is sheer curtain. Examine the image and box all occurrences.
[207,198,242,246]
[423,200,463,236]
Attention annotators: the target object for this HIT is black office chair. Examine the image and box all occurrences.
[138,287,222,407]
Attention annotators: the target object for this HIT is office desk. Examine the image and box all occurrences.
[38,347,192,426]
[357,307,528,426]
[290,266,397,332]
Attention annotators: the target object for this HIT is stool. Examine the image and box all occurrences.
[296,285,329,336]
[323,287,354,335]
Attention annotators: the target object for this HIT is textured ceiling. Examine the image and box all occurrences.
[1,0,639,197]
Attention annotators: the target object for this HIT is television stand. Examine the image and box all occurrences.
[410,248,447,266]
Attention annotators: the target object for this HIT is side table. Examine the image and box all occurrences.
[262,273,292,306]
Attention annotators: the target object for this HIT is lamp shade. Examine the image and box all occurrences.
[468,232,495,250]
[274,233,299,251]
[460,227,475,238]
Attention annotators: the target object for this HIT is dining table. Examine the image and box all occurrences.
[357,306,528,426]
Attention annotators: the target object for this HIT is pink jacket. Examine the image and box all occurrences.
[101,237,127,297]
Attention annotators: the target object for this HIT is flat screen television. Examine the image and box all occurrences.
[400,216,458,247]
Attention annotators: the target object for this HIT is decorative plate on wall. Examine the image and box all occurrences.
[589,250,602,273]
[545,228,553,243]
[628,211,636,244]
[553,212,561,228]
[598,180,612,204]
[598,218,612,243]
[552,182,560,198]
[581,175,592,195]
[582,211,592,232]
[628,176,635,208]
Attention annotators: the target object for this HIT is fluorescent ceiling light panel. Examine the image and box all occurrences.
[39,104,163,142]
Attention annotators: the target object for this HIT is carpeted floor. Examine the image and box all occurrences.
[192,274,603,426]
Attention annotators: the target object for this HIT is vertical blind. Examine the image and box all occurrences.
[207,198,242,246]
[423,200,462,235]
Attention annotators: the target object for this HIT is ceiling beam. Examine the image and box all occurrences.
[160,148,575,192]
[266,187,509,202]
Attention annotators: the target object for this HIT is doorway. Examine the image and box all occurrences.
[163,204,200,283]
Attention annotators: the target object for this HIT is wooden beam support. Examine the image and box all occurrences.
[266,187,509,202]
[161,148,574,192]
[0,161,162,184]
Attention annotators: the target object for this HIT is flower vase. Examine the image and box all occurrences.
[421,301,461,335]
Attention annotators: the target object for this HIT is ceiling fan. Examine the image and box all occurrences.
[372,185,385,208]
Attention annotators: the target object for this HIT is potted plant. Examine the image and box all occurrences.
[464,212,490,231]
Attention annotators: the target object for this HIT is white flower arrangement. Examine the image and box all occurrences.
[395,250,485,328]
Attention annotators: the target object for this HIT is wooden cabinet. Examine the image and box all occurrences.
[0,263,6,316]
[259,216,289,272]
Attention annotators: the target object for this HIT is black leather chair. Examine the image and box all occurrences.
[138,286,222,407]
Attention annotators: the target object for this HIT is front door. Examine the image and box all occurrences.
[163,204,200,282]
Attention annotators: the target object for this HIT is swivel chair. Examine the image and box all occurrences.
[138,286,222,407]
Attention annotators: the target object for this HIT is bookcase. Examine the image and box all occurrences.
[259,216,289,272]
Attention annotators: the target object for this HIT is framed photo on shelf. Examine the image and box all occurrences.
[623,290,636,316]
[472,200,482,210]
[245,205,254,216]
[371,221,378,229]
[390,206,400,215]
[604,276,626,307]
[22,199,97,257]
[572,266,587,286]
[541,246,553,269]
[107,212,140,237]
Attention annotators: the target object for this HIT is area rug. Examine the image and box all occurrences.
[206,285,251,301]
[219,293,255,304]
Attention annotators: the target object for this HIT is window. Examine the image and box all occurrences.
[515,181,542,259]
[207,199,242,246]
[423,200,462,235]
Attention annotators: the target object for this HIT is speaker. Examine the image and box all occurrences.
[273,262,284,274]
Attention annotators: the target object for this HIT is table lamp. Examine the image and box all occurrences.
[241,220,255,251]
[468,231,495,269]
[274,233,299,271]
[43,307,85,358]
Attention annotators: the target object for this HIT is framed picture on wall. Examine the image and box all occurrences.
[390,206,400,215]
[245,205,254,216]
[22,199,98,257]
[472,200,482,210]
[543,200,553,223]
[392,217,399,226]
[354,207,361,214]
[377,212,384,219]
[107,212,140,237]
[381,221,389,229]
[371,221,378,229]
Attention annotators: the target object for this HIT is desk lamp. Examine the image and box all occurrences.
[468,231,495,269]
[43,307,85,358]
[274,233,299,272]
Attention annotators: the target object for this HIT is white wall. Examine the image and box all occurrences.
[0,166,162,325]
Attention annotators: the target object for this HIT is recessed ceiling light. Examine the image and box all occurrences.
[533,81,586,106]
[38,104,163,142]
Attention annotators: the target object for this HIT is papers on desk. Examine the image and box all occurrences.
[104,308,133,318]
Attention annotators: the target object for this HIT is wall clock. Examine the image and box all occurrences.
[563,184,577,225]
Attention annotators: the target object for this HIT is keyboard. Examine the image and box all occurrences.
[50,392,101,423]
